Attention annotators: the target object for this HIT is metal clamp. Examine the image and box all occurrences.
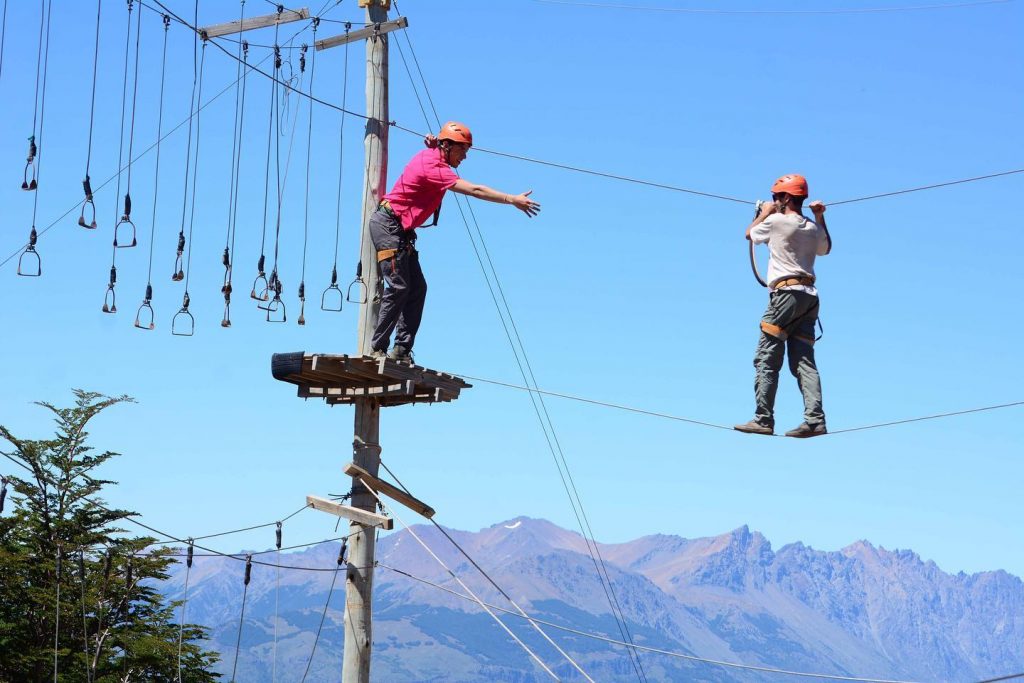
[113,193,137,248]
[346,261,367,304]
[134,284,155,330]
[17,228,41,277]
[102,266,117,313]
[172,232,186,281]
[172,292,195,336]
[78,176,97,229]
[321,266,343,312]
[21,136,37,191]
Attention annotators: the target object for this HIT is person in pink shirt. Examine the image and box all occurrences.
[370,121,540,362]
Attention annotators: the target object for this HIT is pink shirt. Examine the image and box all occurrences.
[383,148,459,230]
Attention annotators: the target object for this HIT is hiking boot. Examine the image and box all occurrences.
[733,420,774,436]
[370,348,387,360]
[784,422,827,438]
[388,345,413,363]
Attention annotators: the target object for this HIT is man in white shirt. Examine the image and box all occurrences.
[735,174,832,438]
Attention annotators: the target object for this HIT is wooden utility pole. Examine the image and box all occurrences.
[346,1,389,680]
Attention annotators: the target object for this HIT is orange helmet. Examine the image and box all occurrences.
[438,121,473,147]
[771,174,808,197]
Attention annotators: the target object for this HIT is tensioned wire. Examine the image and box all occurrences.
[531,0,1014,14]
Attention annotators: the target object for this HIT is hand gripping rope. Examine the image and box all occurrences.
[321,22,351,313]
[79,0,103,230]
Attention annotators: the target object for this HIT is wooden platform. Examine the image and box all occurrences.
[271,352,471,407]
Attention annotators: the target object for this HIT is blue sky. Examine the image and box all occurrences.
[1,0,1022,580]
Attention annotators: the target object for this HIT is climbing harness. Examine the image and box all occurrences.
[114,0,143,250]
[252,8,284,304]
[222,0,250,328]
[79,0,103,229]
[322,22,351,313]
[298,22,320,326]
[135,13,171,332]
[100,0,134,305]
[17,0,52,276]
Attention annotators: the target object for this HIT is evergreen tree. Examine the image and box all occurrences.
[0,390,220,682]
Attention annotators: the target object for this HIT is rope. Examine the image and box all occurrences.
[254,21,282,302]
[83,0,102,186]
[229,555,253,682]
[0,0,7,80]
[25,0,54,262]
[298,21,319,325]
[182,40,207,295]
[829,169,1024,205]
[173,0,200,285]
[362,482,561,681]
[123,1,143,200]
[175,538,193,683]
[222,1,248,328]
[78,551,92,683]
[378,563,927,683]
[532,0,1013,14]
[377,460,595,682]
[327,22,350,298]
[102,0,133,301]
[391,13,648,680]
[53,546,61,683]
[273,523,281,682]
[973,675,1024,683]
[300,540,346,682]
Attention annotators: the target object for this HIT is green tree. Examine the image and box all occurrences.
[0,390,220,682]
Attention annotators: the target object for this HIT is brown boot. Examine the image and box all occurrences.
[734,420,774,436]
[784,422,827,438]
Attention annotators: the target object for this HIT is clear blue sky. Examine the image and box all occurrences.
[2,0,1022,579]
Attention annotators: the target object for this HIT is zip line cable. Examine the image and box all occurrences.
[828,168,1024,205]
[299,539,347,683]
[532,0,1014,14]
[391,13,648,681]
[377,459,596,682]
[101,1,135,311]
[378,562,929,683]
[136,13,172,332]
[53,546,61,683]
[361,482,562,681]
[79,0,103,231]
[230,554,253,682]
[78,550,92,683]
[222,0,249,328]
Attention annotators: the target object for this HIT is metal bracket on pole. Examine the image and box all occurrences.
[200,7,311,39]
[307,495,394,530]
[315,17,408,51]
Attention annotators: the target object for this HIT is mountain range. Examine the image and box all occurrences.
[160,517,1024,682]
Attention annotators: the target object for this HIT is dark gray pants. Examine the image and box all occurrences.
[752,290,825,428]
[369,210,426,353]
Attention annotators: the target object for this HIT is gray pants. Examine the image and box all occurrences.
[369,210,426,353]
[752,290,825,428]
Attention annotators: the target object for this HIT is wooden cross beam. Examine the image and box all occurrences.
[344,462,435,519]
[315,17,408,52]
[200,8,311,39]
[306,494,394,530]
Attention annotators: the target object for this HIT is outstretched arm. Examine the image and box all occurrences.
[451,178,541,217]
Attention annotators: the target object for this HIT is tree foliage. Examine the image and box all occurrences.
[0,390,220,682]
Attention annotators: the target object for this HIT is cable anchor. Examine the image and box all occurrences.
[102,266,118,313]
[346,261,367,304]
[172,291,194,336]
[251,254,269,301]
[78,176,97,229]
[21,136,38,191]
[172,232,186,281]
[133,284,155,330]
[113,193,137,248]
[17,228,41,277]
[321,266,343,312]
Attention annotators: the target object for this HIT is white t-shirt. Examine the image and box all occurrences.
[749,213,831,295]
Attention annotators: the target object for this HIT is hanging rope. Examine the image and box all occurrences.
[297,19,319,325]
[172,0,201,285]
[173,31,208,338]
[114,0,144,250]
[176,539,194,683]
[272,521,281,682]
[299,539,346,683]
[101,0,135,310]
[79,550,93,683]
[22,0,46,193]
[230,554,253,683]
[79,0,103,230]
[0,0,7,81]
[263,37,289,323]
[53,545,62,683]
[17,0,53,277]
[0,475,8,513]
[135,13,171,331]
[222,0,249,328]
[251,7,283,304]
[320,23,350,312]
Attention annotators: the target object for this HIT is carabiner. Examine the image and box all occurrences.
[17,228,41,277]
[102,266,117,313]
[78,176,97,229]
[321,266,343,312]
[172,232,185,281]
[113,194,137,248]
[21,136,37,191]
[297,281,306,326]
[346,261,367,304]
[250,254,269,301]
[134,284,155,330]
[172,292,195,336]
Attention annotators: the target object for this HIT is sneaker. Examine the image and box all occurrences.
[734,420,774,436]
[784,422,827,438]
[388,345,413,363]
